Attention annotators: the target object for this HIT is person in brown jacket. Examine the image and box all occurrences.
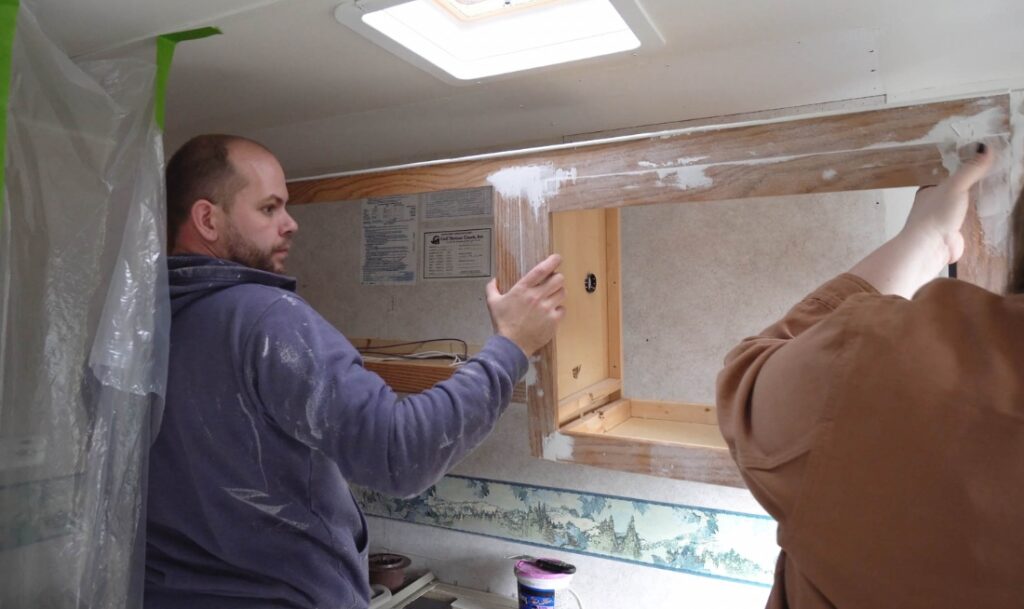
[717,144,1023,609]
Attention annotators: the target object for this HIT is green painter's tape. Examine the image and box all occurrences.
[0,0,19,227]
[154,26,221,130]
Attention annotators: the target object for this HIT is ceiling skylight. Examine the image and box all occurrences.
[335,0,661,82]
[434,0,557,21]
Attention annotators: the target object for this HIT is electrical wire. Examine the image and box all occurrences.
[356,338,469,366]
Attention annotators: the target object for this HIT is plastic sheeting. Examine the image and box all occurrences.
[0,3,169,608]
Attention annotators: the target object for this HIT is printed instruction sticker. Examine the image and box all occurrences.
[420,187,493,281]
[423,228,493,279]
[361,196,418,284]
[360,187,494,284]
[422,188,491,220]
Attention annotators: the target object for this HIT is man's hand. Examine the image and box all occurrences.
[486,254,566,356]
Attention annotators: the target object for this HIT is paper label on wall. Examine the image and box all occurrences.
[361,196,418,284]
[360,187,494,284]
[422,188,491,220]
[423,228,493,279]
[420,187,493,281]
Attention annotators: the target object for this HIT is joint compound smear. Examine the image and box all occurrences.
[906,102,1013,251]
[656,166,714,191]
[913,106,1008,175]
[487,164,578,220]
[976,91,1024,253]
[543,432,575,461]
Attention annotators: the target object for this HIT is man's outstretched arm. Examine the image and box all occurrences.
[248,256,565,497]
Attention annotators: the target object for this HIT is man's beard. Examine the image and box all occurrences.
[223,223,286,274]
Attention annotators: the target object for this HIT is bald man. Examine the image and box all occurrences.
[146,135,565,609]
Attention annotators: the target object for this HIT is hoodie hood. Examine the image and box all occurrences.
[168,255,296,315]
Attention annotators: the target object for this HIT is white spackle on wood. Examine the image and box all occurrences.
[639,156,707,170]
[487,164,578,221]
[543,432,575,461]
[822,169,838,181]
[656,165,713,191]
[860,103,1010,250]
[857,105,1006,175]
[675,156,708,166]
[523,358,539,387]
[922,105,1012,251]
[974,143,1014,252]
[976,91,1024,253]
[916,106,1007,174]
[522,359,544,399]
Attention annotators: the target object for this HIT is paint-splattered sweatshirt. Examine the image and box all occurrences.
[145,255,528,609]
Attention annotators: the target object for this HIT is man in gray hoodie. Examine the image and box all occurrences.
[145,134,565,609]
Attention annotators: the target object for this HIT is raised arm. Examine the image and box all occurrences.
[717,144,995,508]
[850,144,994,297]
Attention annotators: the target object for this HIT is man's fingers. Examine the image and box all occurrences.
[537,271,565,298]
[947,143,995,194]
[544,287,567,308]
[485,278,501,300]
[517,254,562,288]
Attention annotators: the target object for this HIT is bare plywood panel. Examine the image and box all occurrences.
[562,399,632,435]
[552,209,610,400]
[605,208,624,381]
[556,433,740,487]
[603,419,727,449]
[557,378,621,426]
[630,401,718,425]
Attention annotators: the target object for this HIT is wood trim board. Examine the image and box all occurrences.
[290,94,1020,488]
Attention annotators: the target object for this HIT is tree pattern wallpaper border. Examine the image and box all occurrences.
[354,474,778,586]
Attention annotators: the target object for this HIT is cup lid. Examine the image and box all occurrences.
[514,558,577,579]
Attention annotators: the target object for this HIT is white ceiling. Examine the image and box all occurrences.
[29,0,1024,178]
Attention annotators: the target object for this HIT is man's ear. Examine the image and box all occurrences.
[190,199,221,242]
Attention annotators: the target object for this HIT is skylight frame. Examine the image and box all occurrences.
[433,0,560,22]
[334,0,663,85]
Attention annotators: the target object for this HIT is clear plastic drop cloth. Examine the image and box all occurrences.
[0,3,169,608]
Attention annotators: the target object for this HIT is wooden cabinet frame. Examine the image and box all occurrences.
[290,93,1022,488]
